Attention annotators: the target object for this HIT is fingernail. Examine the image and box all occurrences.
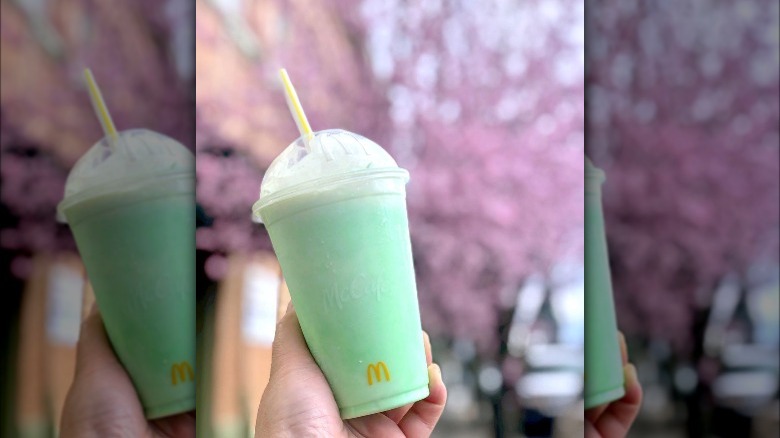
[428,363,441,384]
[624,363,637,387]
[285,301,294,315]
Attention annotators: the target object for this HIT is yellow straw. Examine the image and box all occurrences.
[83,68,118,144]
[279,68,313,140]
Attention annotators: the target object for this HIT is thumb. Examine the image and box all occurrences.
[257,304,340,436]
[73,306,135,386]
[61,307,146,436]
[269,304,320,378]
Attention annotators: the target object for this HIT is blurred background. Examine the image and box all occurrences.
[587,1,779,437]
[0,0,193,436]
[2,1,586,437]
[195,1,583,437]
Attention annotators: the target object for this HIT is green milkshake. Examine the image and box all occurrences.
[253,129,429,419]
[58,129,195,418]
[584,157,625,409]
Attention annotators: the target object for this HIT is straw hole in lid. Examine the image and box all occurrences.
[96,146,109,164]
[293,147,306,163]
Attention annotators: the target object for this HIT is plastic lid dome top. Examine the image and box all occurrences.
[57,129,194,221]
[253,129,407,215]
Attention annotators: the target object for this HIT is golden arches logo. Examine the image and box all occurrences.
[171,361,194,386]
[367,361,391,386]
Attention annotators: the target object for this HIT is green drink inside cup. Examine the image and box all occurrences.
[253,129,429,419]
[584,157,625,409]
[58,128,196,418]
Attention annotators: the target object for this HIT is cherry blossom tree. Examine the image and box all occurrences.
[586,0,780,351]
[1,0,192,276]
[196,0,585,353]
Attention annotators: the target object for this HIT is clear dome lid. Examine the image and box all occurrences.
[252,129,408,217]
[57,129,194,222]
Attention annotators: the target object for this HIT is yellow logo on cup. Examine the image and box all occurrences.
[367,361,391,386]
[171,361,194,386]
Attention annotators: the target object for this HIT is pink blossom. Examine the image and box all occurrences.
[588,0,779,352]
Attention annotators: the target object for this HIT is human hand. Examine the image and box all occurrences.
[256,304,447,437]
[585,332,643,438]
[60,306,195,438]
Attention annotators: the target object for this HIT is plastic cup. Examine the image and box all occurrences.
[58,129,195,418]
[252,129,429,419]
[584,157,625,409]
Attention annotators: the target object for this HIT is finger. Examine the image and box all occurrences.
[269,306,319,378]
[383,403,413,424]
[589,364,643,438]
[62,309,143,435]
[384,332,432,423]
[586,332,630,423]
[618,332,628,365]
[87,301,98,318]
[257,305,341,436]
[423,331,432,366]
[74,308,127,379]
[622,364,643,408]
[584,403,608,424]
[151,411,196,437]
[346,412,402,437]
[584,417,601,438]
[398,363,447,437]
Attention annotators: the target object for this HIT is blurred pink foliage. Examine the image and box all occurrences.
[587,1,780,350]
[195,0,388,259]
[196,0,584,353]
[1,0,193,267]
